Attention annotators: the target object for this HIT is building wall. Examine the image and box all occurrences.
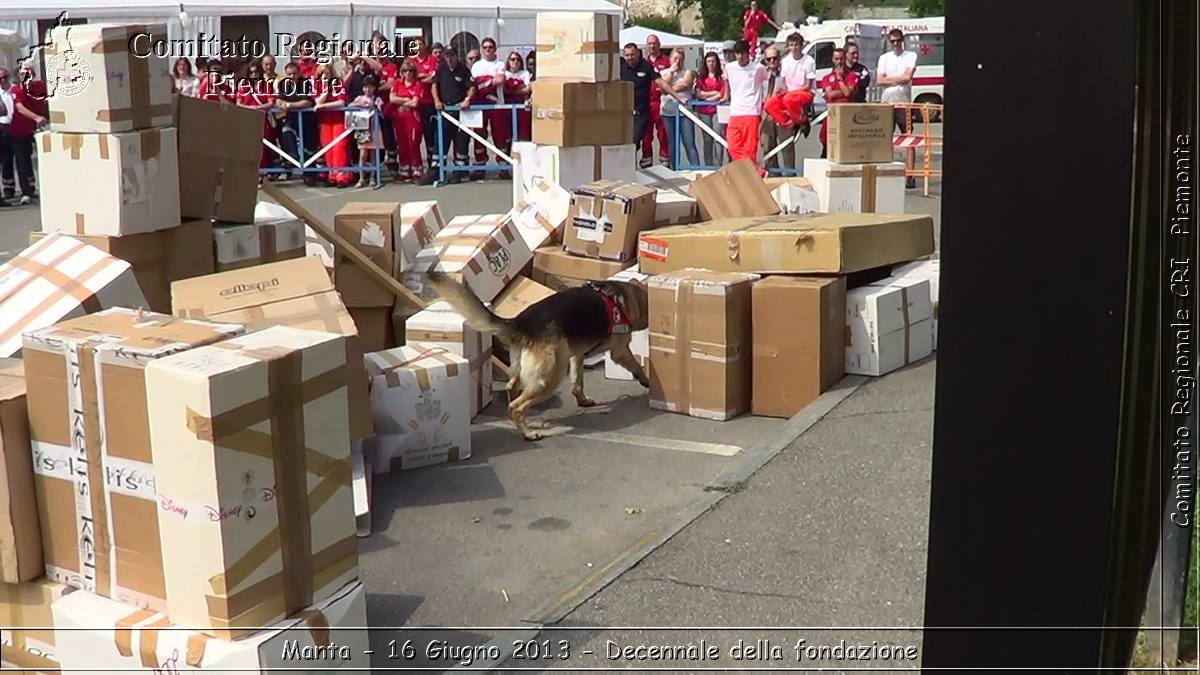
[621,0,703,35]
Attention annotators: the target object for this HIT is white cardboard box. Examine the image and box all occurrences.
[803,158,907,214]
[395,200,445,276]
[845,277,933,376]
[37,128,181,237]
[535,12,621,82]
[771,183,821,215]
[507,178,571,252]
[0,233,146,357]
[212,220,306,271]
[512,142,636,205]
[405,301,493,419]
[364,345,472,472]
[604,268,650,381]
[52,580,369,673]
[891,259,940,349]
[406,214,534,303]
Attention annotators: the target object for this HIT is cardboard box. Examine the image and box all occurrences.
[30,219,215,314]
[37,128,181,237]
[512,142,636,205]
[394,200,445,277]
[636,213,936,276]
[508,178,572,251]
[255,201,335,272]
[405,302,492,419]
[565,180,657,262]
[349,306,397,354]
[531,246,633,290]
[0,233,146,358]
[532,79,634,147]
[144,326,359,639]
[633,166,699,226]
[891,259,940,348]
[408,214,535,303]
[647,269,758,420]
[804,158,906,214]
[772,182,822,215]
[350,442,373,537]
[364,346,472,472]
[22,309,243,610]
[170,256,374,441]
[535,12,620,82]
[490,276,557,319]
[751,276,846,417]
[175,95,263,223]
[634,165,695,196]
[845,277,933,376]
[212,220,305,272]
[763,176,813,191]
[44,23,173,134]
[0,579,73,671]
[334,202,400,308]
[826,103,895,164]
[53,580,368,673]
[0,360,41,584]
[604,268,650,381]
[687,159,780,221]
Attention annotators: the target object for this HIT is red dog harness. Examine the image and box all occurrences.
[592,284,631,335]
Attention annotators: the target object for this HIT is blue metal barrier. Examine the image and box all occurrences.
[259,105,383,188]
[670,101,803,176]
[433,103,526,187]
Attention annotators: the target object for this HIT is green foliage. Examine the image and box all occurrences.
[802,0,831,18]
[635,13,683,36]
[694,0,745,41]
[908,0,946,15]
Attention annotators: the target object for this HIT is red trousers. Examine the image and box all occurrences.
[642,100,669,160]
[472,108,512,166]
[516,109,532,142]
[725,115,761,168]
[317,111,351,184]
[743,29,760,57]
[260,117,277,169]
[391,109,424,174]
[763,90,814,127]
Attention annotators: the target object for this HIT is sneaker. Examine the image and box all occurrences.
[469,171,485,182]
[356,178,368,188]
[19,195,32,205]
[420,174,436,186]
[638,157,653,169]
[906,178,917,189]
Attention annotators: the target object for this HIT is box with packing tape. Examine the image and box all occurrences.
[604,268,650,382]
[22,308,244,611]
[890,259,940,348]
[490,276,557,319]
[37,128,181,237]
[771,182,821,215]
[144,326,359,639]
[535,12,621,82]
[212,219,306,272]
[531,246,633,291]
[174,95,264,223]
[393,201,445,277]
[687,158,780,222]
[170,256,374,441]
[804,158,906,214]
[564,180,656,262]
[637,212,936,276]
[30,218,214,314]
[0,359,41,584]
[52,580,368,672]
[44,23,174,134]
[405,214,535,304]
[826,103,896,164]
[532,80,634,148]
[634,166,699,227]
[647,269,759,421]
[364,345,473,472]
[0,579,74,671]
[405,302,492,419]
[508,178,572,250]
[845,276,934,376]
[334,202,401,308]
[0,233,147,358]
[512,142,636,205]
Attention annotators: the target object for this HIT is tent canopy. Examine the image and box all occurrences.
[0,0,621,20]
[619,25,702,49]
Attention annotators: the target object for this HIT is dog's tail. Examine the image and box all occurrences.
[426,272,521,344]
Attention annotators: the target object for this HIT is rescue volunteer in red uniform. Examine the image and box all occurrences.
[406,36,441,183]
[642,34,671,167]
[312,62,352,186]
[502,51,532,142]
[468,36,509,180]
[722,40,768,173]
[389,62,426,182]
[197,62,235,102]
[817,47,858,159]
[237,62,278,182]
[741,1,780,60]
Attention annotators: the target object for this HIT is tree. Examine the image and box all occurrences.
[908,0,945,16]
[802,0,830,18]
[677,0,744,40]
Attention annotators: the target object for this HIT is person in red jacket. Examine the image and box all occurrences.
[642,34,671,167]
[237,61,277,185]
[742,2,780,59]
[312,61,352,187]
[389,62,425,182]
[817,47,858,158]
[406,36,441,182]
[502,51,532,142]
[7,62,46,205]
[197,61,235,102]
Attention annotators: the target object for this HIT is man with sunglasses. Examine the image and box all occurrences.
[469,37,510,180]
[877,28,918,188]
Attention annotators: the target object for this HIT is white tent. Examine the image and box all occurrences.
[620,25,705,71]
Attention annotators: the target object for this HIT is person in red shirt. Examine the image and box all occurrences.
[502,51,532,142]
[642,34,671,167]
[406,36,441,178]
[742,1,780,59]
[388,62,425,182]
[312,61,352,187]
[7,62,46,204]
[369,36,401,180]
[817,47,858,158]
[237,61,277,183]
[196,61,235,102]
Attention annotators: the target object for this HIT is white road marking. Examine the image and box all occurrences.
[471,420,742,457]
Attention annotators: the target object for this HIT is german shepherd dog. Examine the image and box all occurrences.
[426,272,651,441]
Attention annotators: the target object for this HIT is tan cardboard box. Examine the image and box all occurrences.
[144,326,359,639]
[407,214,535,303]
[44,23,173,134]
[637,213,936,276]
[763,176,813,191]
[170,257,374,441]
[53,579,368,672]
[490,276,557,319]
[22,309,244,611]
[349,306,397,354]
[37,128,181,237]
[406,302,492,419]
[564,180,657,262]
[0,360,41,584]
[212,220,306,272]
[0,579,73,671]
[827,103,895,164]
[531,246,633,290]
[512,142,636,205]
[687,159,780,222]
[532,79,634,147]
[647,269,759,421]
[175,95,263,223]
[751,276,846,418]
[0,233,147,358]
[633,166,699,226]
[31,218,215,314]
[803,158,906,214]
[334,202,400,308]
[535,12,620,82]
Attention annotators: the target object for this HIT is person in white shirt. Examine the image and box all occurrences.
[876,28,919,187]
[469,36,510,179]
[722,39,769,172]
[0,68,14,204]
[764,31,815,133]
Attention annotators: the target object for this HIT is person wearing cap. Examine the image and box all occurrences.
[722,40,769,173]
[721,41,736,64]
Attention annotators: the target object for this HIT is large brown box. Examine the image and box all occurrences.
[751,276,846,418]
[687,159,780,222]
[30,218,215,314]
[334,202,400,308]
[0,359,41,584]
[174,95,263,223]
[532,79,634,147]
[564,180,657,262]
[531,247,633,290]
[349,307,397,354]
[637,213,935,276]
[647,270,758,421]
[826,103,895,164]
[0,579,72,671]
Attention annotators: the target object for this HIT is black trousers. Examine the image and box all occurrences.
[438,108,469,164]
[419,103,438,168]
[0,126,14,196]
[10,134,34,196]
[632,112,649,149]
